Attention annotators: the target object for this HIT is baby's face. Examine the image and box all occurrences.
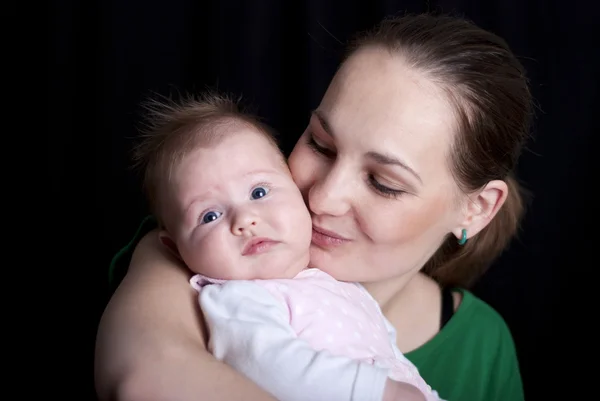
[165,128,312,280]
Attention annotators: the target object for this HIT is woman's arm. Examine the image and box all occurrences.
[94,229,276,401]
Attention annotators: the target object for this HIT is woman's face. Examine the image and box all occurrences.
[288,46,465,283]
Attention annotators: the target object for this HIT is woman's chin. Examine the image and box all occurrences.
[308,245,358,282]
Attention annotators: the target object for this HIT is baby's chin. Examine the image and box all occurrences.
[250,252,310,280]
[188,251,311,281]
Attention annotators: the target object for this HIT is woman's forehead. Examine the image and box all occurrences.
[326,48,454,127]
[318,48,457,178]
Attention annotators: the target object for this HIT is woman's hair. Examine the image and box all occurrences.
[132,92,280,228]
[348,13,533,288]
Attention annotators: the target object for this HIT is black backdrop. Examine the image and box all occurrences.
[50,0,595,399]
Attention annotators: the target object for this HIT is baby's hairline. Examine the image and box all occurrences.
[157,125,291,231]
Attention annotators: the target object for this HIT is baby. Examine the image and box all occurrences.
[134,92,444,401]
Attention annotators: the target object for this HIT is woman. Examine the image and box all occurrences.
[95,13,530,401]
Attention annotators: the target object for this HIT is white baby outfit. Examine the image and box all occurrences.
[191,268,443,401]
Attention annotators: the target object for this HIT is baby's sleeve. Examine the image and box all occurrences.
[381,316,445,401]
[200,281,389,401]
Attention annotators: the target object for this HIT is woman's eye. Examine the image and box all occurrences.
[367,175,406,200]
[251,186,269,200]
[307,134,336,158]
[201,211,222,224]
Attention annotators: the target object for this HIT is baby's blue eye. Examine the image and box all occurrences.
[201,211,222,224]
[251,186,269,200]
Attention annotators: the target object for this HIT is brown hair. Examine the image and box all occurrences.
[348,13,533,288]
[132,91,280,228]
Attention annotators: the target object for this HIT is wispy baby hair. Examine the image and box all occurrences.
[132,90,280,227]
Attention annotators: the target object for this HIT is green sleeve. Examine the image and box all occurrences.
[488,323,525,401]
[108,215,158,293]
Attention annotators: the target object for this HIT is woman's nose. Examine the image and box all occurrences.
[308,163,353,217]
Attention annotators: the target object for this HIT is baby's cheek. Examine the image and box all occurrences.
[277,201,310,233]
[180,235,210,272]
[199,232,239,276]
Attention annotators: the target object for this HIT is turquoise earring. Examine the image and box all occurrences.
[458,228,468,245]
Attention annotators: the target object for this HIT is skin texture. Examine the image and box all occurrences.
[95,47,508,401]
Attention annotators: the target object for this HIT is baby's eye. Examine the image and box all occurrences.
[251,186,269,200]
[201,211,222,224]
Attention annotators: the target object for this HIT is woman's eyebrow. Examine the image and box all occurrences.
[312,109,422,185]
[366,151,422,184]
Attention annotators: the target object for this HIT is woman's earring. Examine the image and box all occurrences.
[458,228,468,245]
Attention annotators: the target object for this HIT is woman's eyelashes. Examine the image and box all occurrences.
[307,133,336,158]
[198,185,272,225]
[367,175,406,199]
[307,132,406,200]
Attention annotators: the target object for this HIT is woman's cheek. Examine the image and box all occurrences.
[289,145,317,196]
[356,199,410,244]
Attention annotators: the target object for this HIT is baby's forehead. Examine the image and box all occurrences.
[169,125,289,188]
[178,141,289,186]
[208,127,288,166]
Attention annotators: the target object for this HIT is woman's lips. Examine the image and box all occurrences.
[311,226,351,248]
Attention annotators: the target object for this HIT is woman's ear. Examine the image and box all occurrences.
[158,230,182,260]
[452,179,508,240]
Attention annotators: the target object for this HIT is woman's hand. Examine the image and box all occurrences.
[94,229,276,401]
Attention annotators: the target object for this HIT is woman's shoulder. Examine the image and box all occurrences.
[109,215,158,293]
[452,288,513,333]
[441,287,519,354]
[406,288,524,401]
[415,287,516,355]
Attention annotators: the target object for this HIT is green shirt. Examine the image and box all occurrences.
[405,289,524,401]
[109,216,524,401]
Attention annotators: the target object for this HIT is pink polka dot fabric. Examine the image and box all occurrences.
[251,269,434,395]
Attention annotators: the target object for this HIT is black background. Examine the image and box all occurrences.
[50,0,594,399]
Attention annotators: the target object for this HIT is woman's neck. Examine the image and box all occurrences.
[364,272,444,353]
[362,271,423,309]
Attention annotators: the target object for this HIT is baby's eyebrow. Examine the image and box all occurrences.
[242,168,281,178]
[184,195,211,217]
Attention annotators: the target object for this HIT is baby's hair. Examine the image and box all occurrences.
[132,90,281,228]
